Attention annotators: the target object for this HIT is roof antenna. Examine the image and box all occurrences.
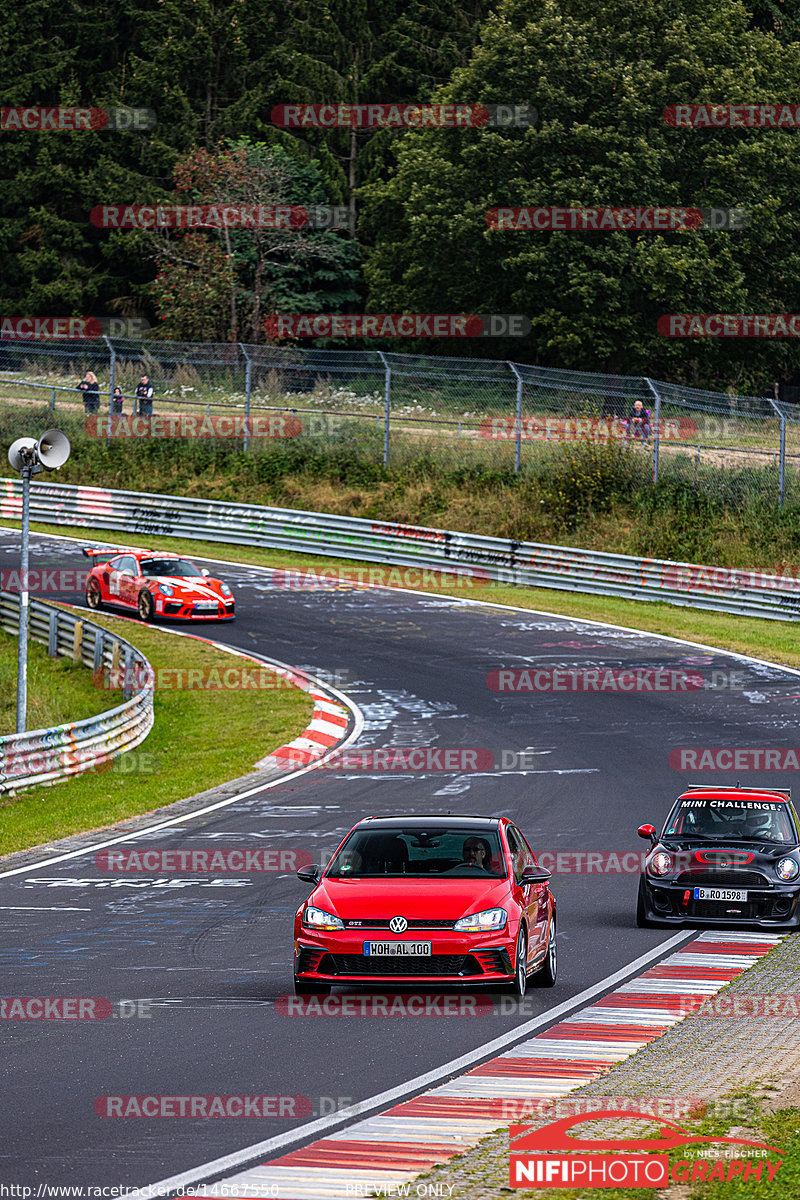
[737,780,740,788]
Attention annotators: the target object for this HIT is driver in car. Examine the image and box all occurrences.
[462,837,492,870]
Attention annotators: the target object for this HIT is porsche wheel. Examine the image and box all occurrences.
[137,590,155,623]
[530,917,557,987]
[86,580,103,611]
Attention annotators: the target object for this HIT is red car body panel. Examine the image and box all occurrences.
[294,816,556,988]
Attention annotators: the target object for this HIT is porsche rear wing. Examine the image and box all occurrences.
[683,783,791,801]
[82,546,144,559]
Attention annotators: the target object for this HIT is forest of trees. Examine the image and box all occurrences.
[2,0,800,391]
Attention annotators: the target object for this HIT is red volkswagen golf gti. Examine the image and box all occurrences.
[293,815,556,995]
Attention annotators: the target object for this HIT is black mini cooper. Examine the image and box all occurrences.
[636,785,800,928]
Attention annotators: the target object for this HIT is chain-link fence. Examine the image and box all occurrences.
[0,336,792,506]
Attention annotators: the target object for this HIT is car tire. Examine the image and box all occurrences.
[636,878,653,928]
[137,590,155,623]
[530,917,557,988]
[293,978,331,996]
[86,581,103,611]
[505,928,528,998]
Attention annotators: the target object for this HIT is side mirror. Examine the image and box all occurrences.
[520,868,551,885]
[201,568,210,577]
[296,866,320,885]
[638,824,657,846]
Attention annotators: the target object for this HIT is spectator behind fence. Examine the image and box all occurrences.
[626,399,651,442]
[135,374,154,416]
[112,386,124,414]
[78,370,100,414]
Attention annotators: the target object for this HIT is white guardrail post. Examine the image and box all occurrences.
[0,590,154,796]
[1,478,799,623]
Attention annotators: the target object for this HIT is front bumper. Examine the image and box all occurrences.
[156,599,235,621]
[294,931,515,986]
[641,878,800,927]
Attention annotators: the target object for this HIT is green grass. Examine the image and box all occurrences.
[0,629,123,735]
[0,608,313,859]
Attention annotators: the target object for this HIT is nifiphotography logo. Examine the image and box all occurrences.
[509,1110,782,1188]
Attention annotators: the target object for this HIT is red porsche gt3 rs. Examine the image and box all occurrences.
[83,547,235,622]
[293,815,556,995]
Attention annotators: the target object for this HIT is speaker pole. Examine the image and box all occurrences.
[16,461,31,733]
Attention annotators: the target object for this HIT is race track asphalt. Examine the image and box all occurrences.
[1,530,797,1187]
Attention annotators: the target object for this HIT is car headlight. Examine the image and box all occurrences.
[453,907,507,932]
[777,858,799,881]
[158,584,174,596]
[302,906,344,931]
[220,583,232,596]
[648,852,673,876]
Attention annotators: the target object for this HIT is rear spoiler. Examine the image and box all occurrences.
[684,783,791,801]
[82,547,143,559]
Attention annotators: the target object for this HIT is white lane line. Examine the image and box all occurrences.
[0,656,363,881]
[145,930,692,1193]
[0,905,91,911]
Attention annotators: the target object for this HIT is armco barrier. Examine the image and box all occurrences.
[1,478,799,622]
[0,590,154,795]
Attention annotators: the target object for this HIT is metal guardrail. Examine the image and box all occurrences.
[1,478,799,623]
[0,590,154,795]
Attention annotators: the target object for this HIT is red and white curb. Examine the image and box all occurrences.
[202,931,783,1198]
[255,688,351,771]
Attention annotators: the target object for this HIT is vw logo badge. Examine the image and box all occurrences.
[390,915,407,933]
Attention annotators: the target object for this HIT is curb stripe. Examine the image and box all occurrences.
[204,931,783,1198]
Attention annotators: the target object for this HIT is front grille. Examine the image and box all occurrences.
[343,919,455,930]
[676,871,769,887]
[687,900,759,919]
[321,954,479,977]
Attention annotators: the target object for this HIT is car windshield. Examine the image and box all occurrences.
[140,558,202,578]
[326,827,508,878]
[664,797,796,843]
